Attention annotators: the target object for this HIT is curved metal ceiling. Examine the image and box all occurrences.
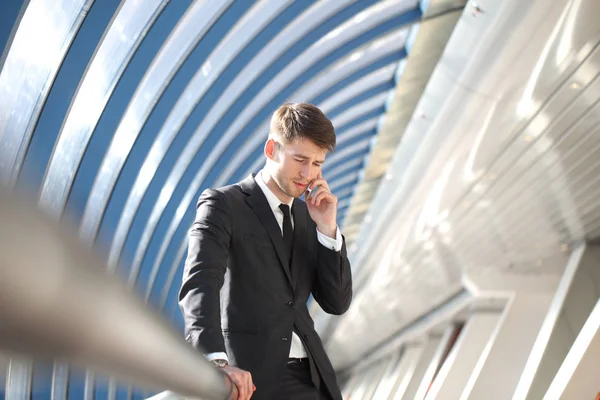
[320,0,600,373]
[0,0,434,398]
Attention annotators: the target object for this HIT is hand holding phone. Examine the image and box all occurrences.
[304,173,337,238]
[306,181,319,199]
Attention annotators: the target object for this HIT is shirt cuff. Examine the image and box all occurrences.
[205,352,229,363]
[317,226,343,252]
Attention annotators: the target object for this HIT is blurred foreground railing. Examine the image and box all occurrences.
[0,192,228,400]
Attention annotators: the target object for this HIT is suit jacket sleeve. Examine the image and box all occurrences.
[179,188,231,354]
[312,235,353,315]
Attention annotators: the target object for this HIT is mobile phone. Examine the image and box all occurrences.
[306,182,319,198]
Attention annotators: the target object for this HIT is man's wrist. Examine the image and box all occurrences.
[317,224,336,238]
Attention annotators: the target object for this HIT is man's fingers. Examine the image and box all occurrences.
[317,193,335,207]
[230,384,239,400]
[232,370,253,400]
[232,376,249,400]
[224,374,239,400]
[311,187,336,206]
[223,375,234,400]
[242,370,253,399]
[223,367,254,400]
[309,178,330,191]
[309,185,329,200]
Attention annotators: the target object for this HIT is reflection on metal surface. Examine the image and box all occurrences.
[324,0,600,370]
[463,102,498,182]
[335,117,380,147]
[39,0,168,218]
[317,63,398,112]
[335,185,357,200]
[330,91,391,128]
[330,172,360,192]
[324,137,372,168]
[328,157,367,181]
[5,359,31,400]
[0,193,227,400]
[341,6,462,245]
[79,0,234,243]
[414,156,457,246]
[0,0,92,186]
[517,2,571,119]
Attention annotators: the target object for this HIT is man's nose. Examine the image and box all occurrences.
[300,164,311,178]
[305,165,319,181]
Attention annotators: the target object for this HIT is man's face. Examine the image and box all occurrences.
[268,137,328,199]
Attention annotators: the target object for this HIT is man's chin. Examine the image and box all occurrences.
[288,189,304,199]
[287,183,305,198]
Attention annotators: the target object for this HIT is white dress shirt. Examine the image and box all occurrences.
[207,170,342,362]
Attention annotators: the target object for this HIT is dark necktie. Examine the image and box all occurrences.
[279,204,293,263]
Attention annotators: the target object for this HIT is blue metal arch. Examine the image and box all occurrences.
[153,103,390,317]
[93,0,383,273]
[0,1,25,64]
[0,1,432,398]
[146,108,382,308]
[17,0,122,194]
[327,81,396,118]
[66,0,196,222]
[229,49,404,184]
[132,9,419,307]
[94,0,252,257]
[127,0,319,290]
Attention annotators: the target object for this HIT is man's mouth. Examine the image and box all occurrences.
[294,181,308,189]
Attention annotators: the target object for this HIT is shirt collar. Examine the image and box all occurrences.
[254,169,294,212]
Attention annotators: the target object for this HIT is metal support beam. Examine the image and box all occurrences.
[399,326,456,400]
[377,344,424,400]
[460,294,554,400]
[341,373,362,399]
[513,244,600,399]
[361,359,396,400]
[426,311,502,400]
[5,358,31,400]
[347,367,380,400]
[545,298,600,399]
[367,353,402,400]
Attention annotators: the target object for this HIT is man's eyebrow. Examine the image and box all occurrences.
[292,154,325,163]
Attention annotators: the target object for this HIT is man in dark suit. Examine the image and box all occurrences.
[179,103,353,400]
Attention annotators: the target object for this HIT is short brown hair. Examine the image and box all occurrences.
[270,103,336,151]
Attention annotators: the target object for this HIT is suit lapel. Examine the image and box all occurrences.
[241,175,294,290]
[291,200,308,289]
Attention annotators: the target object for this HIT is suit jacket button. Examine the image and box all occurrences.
[303,334,309,341]
[287,301,295,309]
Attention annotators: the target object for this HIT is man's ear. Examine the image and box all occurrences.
[264,138,277,161]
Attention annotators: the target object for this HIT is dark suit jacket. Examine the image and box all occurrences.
[179,174,353,399]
